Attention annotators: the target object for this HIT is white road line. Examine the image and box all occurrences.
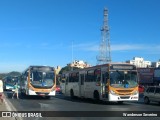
[4,94,23,120]
[4,98,12,111]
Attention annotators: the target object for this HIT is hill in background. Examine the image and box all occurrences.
[0,71,21,79]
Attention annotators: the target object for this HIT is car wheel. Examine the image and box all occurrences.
[144,97,150,104]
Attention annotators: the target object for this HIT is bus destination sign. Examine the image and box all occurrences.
[110,65,135,70]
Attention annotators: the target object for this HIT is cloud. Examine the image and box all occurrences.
[71,42,160,53]
[38,42,64,50]
[0,26,40,31]
[111,44,145,51]
[72,42,99,51]
[0,41,65,50]
[0,42,22,48]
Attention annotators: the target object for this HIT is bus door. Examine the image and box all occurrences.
[65,75,69,95]
[101,69,109,99]
[61,73,68,95]
[79,73,85,97]
[60,79,66,94]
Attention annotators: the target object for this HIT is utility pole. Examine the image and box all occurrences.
[97,8,111,64]
[71,41,73,71]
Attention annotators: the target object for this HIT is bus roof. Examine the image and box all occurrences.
[62,63,136,74]
[91,62,135,67]
[84,63,136,69]
[29,65,55,68]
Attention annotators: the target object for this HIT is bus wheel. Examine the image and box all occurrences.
[21,90,27,97]
[70,89,74,99]
[20,90,25,96]
[94,91,100,101]
[117,101,124,104]
[144,97,150,104]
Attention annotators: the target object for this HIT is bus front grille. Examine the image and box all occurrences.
[120,96,130,99]
[116,90,133,93]
[119,93,131,95]
[36,92,49,96]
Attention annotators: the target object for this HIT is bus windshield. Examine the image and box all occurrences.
[110,71,138,88]
[30,71,54,88]
[5,77,18,86]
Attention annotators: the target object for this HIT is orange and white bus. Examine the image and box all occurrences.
[20,66,56,98]
[61,63,139,103]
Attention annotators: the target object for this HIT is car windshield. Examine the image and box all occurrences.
[110,71,138,88]
[30,71,54,88]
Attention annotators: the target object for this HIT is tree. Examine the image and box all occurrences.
[7,71,21,77]
[0,73,7,79]
[59,66,81,74]
[0,71,21,80]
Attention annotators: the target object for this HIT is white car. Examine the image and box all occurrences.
[143,86,160,104]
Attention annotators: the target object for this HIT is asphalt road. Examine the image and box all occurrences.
[4,91,160,120]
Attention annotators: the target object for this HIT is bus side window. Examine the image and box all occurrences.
[61,74,65,83]
[30,73,33,81]
[106,72,109,85]
[94,69,101,83]
[81,75,84,85]
[61,75,65,83]
[76,73,79,82]
[94,69,101,86]
[102,72,109,84]
[106,72,109,79]
[69,74,72,82]
[66,77,69,85]
[85,74,87,82]
[96,75,101,82]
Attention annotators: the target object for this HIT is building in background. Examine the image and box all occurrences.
[126,57,160,86]
[153,68,160,85]
[126,57,151,68]
[67,60,91,69]
[152,60,160,68]
[137,68,154,86]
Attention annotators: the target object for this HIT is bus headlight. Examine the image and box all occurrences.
[110,90,117,95]
[132,91,138,95]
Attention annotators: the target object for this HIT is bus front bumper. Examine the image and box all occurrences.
[108,93,139,101]
[28,89,56,96]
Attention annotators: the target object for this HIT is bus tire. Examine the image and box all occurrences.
[70,89,74,99]
[93,91,100,101]
[21,89,27,97]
